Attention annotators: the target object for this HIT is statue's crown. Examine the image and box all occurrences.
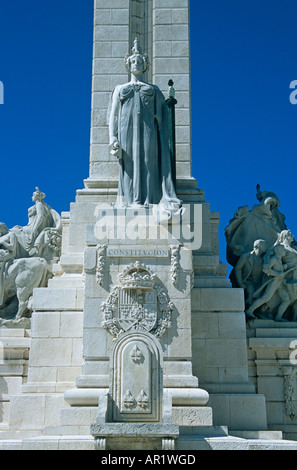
[132,37,141,55]
[119,262,156,290]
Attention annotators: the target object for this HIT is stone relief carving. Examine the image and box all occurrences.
[170,244,180,286]
[130,345,143,363]
[123,390,135,409]
[137,390,149,409]
[108,38,183,223]
[96,244,107,285]
[101,261,173,338]
[94,438,106,451]
[284,367,297,419]
[226,186,297,321]
[0,188,62,324]
[122,389,149,411]
[112,333,161,422]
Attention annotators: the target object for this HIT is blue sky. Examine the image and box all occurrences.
[0,0,297,270]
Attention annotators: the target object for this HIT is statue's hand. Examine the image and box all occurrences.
[110,140,122,159]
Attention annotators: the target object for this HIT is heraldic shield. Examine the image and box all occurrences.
[101,262,174,339]
[118,288,158,332]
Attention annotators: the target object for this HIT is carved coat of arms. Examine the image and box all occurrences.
[101,262,173,338]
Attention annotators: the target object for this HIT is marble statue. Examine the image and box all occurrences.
[226,187,297,321]
[0,188,62,324]
[235,239,267,309]
[10,187,62,259]
[245,230,297,321]
[108,38,182,222]
[226,185,287,268]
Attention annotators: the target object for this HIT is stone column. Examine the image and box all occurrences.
[152,0,192,181]
[85,0,193,192]
[87,0,130,188]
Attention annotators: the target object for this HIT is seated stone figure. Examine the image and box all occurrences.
[10,187,62,259]
[0,188,62,324]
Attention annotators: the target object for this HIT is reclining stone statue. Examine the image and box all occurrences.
[0,188,62,324]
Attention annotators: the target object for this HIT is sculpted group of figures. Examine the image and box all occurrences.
[0,188,61,324]
[226,186,297,322]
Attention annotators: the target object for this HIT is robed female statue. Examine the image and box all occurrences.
[108,38,182,221]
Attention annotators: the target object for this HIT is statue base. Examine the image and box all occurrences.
[1,193,297,450]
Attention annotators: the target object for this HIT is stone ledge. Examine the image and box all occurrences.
[64,387,209,407]
[90,422,179,438]
[0,440,22,450]
[249,337,296,349]
[179,425,228,437]
[0,328,30,338]
[172,407,213,426]
[21,384,73,393]
[21,435,95,451]
[229,430,283,440]
[0,337,31,349]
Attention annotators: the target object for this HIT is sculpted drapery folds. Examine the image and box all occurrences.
[108,38,182,222]
[0,188,62,323]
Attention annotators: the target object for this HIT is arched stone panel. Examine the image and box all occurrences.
[111,331,163,422]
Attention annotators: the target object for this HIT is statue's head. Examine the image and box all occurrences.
[253,239,267,255]
[32,187,46,203]
[275,230,294,245]
[263,196,279,210]
[125,38,150,75]
[0,223,9,236]
[256,185,280,209]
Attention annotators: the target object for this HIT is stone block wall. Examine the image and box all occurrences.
[248,321,297,440]
[0,329,30,427]
[191,287,268,431]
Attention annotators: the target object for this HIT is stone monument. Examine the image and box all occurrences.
[0,187,61,326]
[1,0,297,451]
[226,186,297,440]
[226,185,297,322]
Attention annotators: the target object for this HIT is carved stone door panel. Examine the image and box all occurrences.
[112,332,161,422]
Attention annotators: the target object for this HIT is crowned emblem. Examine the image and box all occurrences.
[101,262,173,339]
[119,261,156,290]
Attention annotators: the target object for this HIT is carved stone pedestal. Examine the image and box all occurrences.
[92,423,179,451]
[248,320,297,440]
[71,204,210,447]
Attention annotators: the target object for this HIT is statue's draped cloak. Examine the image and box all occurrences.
[114,83,180,208]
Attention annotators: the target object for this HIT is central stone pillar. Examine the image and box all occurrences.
[64,206,210,451]
[59,1,211,450]
[86,0,193,191]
